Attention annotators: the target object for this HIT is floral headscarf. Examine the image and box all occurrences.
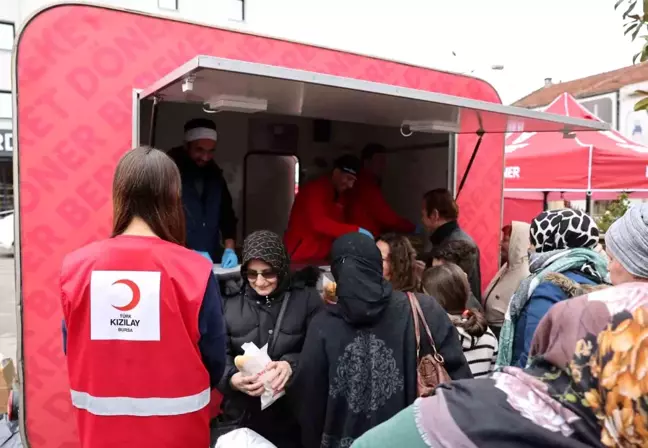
[527,283,648,447]
[408,282,648,448]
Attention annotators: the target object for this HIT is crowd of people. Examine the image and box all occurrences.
[58,118,648,448]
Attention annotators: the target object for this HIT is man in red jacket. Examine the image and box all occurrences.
[347,144,416,237]
[285,155,372,262]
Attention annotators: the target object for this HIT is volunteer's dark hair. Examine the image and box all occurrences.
[421,263,488,337]
[423,188,459,221]
[111,146,186,246]
[377,233,419,292]
[429,239,477,275]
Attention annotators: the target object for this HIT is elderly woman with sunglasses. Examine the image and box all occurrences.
[215,230,322,448]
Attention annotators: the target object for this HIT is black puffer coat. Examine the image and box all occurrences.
[217,231,322,448]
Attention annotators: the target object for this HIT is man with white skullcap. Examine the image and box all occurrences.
[605,203,648,285]
[167,118,239,267]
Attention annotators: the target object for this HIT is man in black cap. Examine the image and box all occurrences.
[167,118,239,267]
[284,154,371,262]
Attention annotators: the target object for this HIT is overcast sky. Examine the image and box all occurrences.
[246,0,638,104]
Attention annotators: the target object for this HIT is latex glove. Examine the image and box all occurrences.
[358,228,374,240]
[221,248,238,268]
[195,251,213,262]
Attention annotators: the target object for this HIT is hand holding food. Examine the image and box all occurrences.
[234,354,252,371]
[230,372,265,397]
[323,281,337,304]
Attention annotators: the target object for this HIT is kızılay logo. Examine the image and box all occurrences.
[111,279,141,311]
[110,279,142,332]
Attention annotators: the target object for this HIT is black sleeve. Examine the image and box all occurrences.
[216,296,239,397]
[292,315,329,448]
[279,288,324,386]
[219,180,238,242]
[197,274,228,388]
[417,294,473,380]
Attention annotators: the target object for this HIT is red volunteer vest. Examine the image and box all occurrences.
[60,235,214,448]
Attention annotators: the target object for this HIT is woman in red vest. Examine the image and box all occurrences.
[60,146,227,448]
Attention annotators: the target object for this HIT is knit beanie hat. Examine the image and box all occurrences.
[605,203,648,279]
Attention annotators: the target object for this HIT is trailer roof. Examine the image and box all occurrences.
[140,56,609,135]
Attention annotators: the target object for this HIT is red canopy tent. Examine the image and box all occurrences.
[504,93,648,224]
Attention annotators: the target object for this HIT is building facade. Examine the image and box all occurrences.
[0,20,14,212]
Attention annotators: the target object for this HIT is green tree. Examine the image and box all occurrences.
[616,0,648,110]
[596,192,631,233]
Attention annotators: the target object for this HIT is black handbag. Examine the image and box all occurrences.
[210,292,292,444]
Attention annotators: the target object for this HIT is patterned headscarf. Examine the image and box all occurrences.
[410,283,648,448]
[527,283,648,447]
[531,209,599,253]
[242,230,290,291]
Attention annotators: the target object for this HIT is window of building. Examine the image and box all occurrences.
[157,0,178,11]
[228,0,245,21]
[0,22,15,51]
[0,92,11,119]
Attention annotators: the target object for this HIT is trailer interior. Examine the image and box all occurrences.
[135,56,609,266]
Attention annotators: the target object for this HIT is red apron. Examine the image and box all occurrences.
[60,235,214,448]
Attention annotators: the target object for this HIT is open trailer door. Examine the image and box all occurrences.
[134,56,608,199]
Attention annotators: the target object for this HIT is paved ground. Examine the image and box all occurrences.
[0,251,16,363]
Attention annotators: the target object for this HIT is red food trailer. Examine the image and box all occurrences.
[10,3,606,446]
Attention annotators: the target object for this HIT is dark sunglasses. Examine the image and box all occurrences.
[245,269,278,281]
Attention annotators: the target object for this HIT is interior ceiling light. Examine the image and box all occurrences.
[205,95,268,113]
[401,119,460,134]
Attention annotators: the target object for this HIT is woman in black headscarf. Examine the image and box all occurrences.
[215,230,322,447]
[293,232,472,448]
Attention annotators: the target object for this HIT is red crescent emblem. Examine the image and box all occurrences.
[112,279,141,312]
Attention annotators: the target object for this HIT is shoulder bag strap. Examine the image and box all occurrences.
[410,293,442,358]
[406,292,422,358]
[269,291,291,358]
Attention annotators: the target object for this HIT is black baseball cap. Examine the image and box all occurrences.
[333,154,361,176]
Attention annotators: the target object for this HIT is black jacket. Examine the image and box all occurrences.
[293,233,473,448]
[429,220,483,303]
[217,270,322,447]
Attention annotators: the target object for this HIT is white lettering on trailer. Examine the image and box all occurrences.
[504,166,521,179]
[0,131,12,152]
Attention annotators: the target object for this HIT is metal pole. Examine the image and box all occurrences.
[542,191,549,211]
[148,96,160,147]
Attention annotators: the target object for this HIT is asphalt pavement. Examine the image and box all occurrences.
[0,251,16,363]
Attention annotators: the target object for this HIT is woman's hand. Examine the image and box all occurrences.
[230,372,265,397]
[265,361,293,392]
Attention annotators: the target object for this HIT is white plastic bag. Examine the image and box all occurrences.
[214,428,276,448]
[236,342,285,410]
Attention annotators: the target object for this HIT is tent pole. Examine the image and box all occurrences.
[542,192,549,211]
[585,191,592,215]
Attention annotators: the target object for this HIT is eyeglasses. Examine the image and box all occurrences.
[245,270,278,282]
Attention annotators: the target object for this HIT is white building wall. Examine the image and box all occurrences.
[619,81,648,147]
